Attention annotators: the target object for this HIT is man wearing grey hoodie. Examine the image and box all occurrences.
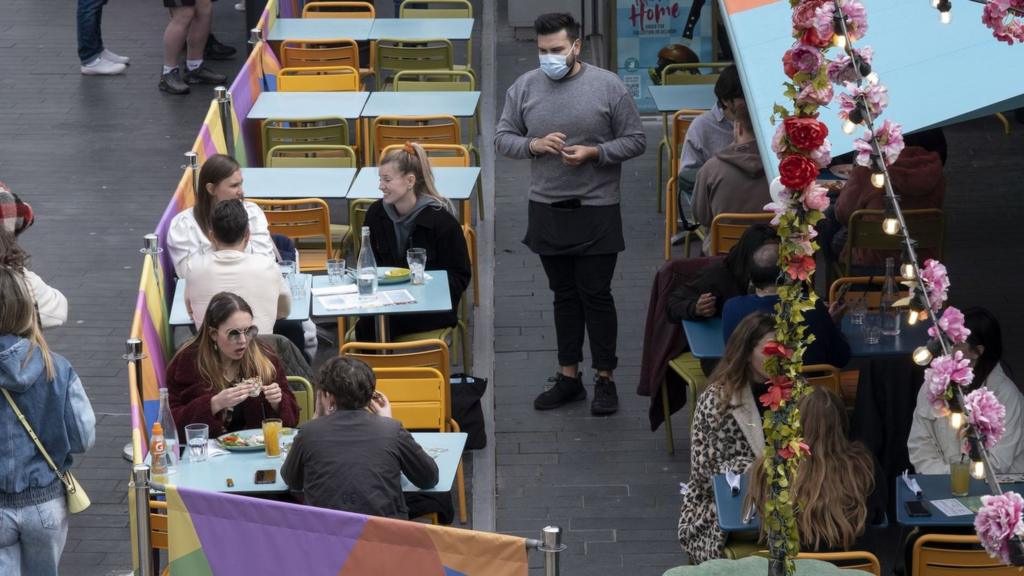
[495,13,646,416]
[691,99,771,255]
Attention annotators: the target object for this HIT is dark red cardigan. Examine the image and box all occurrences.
[166,342,299,439]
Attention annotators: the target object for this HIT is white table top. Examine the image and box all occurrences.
[361,91,479,118]
[169,275,312,326]
[310,271,452,318]
[647,84,717,113]
[347,167,479,200]
[267,18,374,42]
[247,91,370,120]
[241,168,356,199]
[369,18,474,41]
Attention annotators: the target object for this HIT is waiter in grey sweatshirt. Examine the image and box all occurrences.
[495,12,646,416]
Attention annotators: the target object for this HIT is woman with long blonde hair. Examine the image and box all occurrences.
[678,313,772,564]
[749,386,884,551]
[356,142,472,341]
[167,291,299,439]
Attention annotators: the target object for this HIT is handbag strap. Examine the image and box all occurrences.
[1,388,64,477]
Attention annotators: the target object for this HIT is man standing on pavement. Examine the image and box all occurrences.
[495,13,646,416]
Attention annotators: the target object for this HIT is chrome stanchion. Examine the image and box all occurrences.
[140,234,162,256]
[249,28,262,46]
[185,151,200,196]
[215,87,234,158]
[121,339,148,462]
[533,525,565,576]
[131,464,154,576]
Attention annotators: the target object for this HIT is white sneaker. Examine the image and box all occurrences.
[234,2,245,10]
[81,57,126,76]
[101,49,130,65]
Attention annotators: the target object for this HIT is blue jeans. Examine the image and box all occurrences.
[0,496,69,576]
[77,0,108,64]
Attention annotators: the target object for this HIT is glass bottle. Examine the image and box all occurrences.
[356,226,378,301]
[881,257,901,336]
[157,388,179,470]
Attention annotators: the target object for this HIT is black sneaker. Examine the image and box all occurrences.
[591,374,618,415]
[533,373,586,410]
[158,68,190,95]
[204,34,237,60]
[184,65,227,85]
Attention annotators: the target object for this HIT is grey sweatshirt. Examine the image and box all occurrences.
[495,63,646,206]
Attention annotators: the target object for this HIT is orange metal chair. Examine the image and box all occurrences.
[662,109,705,260]
[302,1,374,18]
[796,551,881,576]
[278,65,362,92]
[708,212,776,256]
[252,198,334,272]
[801,364,842,395]
[370,115,461,166]
[912,533,1019,575]
[279,38,373,85]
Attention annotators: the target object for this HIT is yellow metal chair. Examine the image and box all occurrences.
[280,38,373,85]
[801,364,841,395]
[302,1,375,18]
[341,338,450,390]
[278,65,362,92]
[371,115,462,166]
[392,69,478,139]
[796,551,881,575]
[664,351,706,455]
[287,376,316,425]
[374,39,454,90]
[708,212,776,256]
[398,0,474,76]
[266,144,358,168]
[841,208,945,277]
[261,116,351,163]
[371,365,467,525]
[252,198,334,272]
[828,276,911,311]
[659,109,704,251]
[912,533,1018,576]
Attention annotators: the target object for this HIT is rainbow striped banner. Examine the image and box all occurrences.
[229,40,282,167]
[127,254,173,461]
[165,486,528,576]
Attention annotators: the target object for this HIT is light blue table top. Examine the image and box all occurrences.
[682,317,724,360]
[896,474,1024,527]
[267,18,374,42]
[347,167,479,200]
[369,18,474,41]
[247,91,370,120]
[169,275,311,326]
[361,91,479,118]
[241,168,356,199]
[310,271,452,318]
[648,85,717,114]
[153,432,466,494]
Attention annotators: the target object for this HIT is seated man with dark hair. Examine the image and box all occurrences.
[722,243,851,368]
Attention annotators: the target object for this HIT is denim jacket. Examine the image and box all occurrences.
[0,334,96,507]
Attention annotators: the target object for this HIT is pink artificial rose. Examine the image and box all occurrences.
[963,387,1007,451]
[928,306,971,344]
[853,133,875,167]
[924,351,974,412]
[839,0,869,40]
[786,255,816,282]
[810,139,831,169]
[921,259,951,310]
[802,182,830,212]
[785,42,824,77]
[796,82,834,106]
[772,122,788,157]
[974,492,1024,563]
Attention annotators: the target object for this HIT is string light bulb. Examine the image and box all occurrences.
[843,104,865,135]
[842,120,857,134]
[950,410,963,429]
[832,12,848,48]
[972,460,986,480]
[931,0,939,7]
[901,261,916,280]
[871,171,886,188]
[913,346,934,366]
[938,0,952,23]
[865,71,880,85]
[882,213,901,236]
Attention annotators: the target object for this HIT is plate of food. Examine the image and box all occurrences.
[216,429,266,452]
[378,267,411,285]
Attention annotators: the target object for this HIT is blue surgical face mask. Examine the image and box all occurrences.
[538,44,577,80]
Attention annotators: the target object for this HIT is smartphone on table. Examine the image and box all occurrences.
[905,500,931,517]
[254,469,277,485]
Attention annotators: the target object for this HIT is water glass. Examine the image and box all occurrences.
[263,419,282,458]
[327,259,346,285]
[407,248,427,285]
[864,315,881,345]
[185,423,209,463]
[848,297,867,325]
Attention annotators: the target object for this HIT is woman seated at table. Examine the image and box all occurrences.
[281,356,439,519]
[167,154,278,279]
[722,242,850,368]
[355,142,471,341]
[748,386,886,552]
[167,291,299,440]
[678,313,771,564]
[908,307,1024,474]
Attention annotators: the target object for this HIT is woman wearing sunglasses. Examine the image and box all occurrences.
[167,291,299,439]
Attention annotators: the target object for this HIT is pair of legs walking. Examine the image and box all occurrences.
[534,253,620,415]
[160,0,229,94]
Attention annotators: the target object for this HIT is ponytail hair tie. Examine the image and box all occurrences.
[403,142,417,155]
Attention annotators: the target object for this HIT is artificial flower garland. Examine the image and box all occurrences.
[983,0,1024,45]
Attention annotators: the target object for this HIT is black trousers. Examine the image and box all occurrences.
[538,253,619,372]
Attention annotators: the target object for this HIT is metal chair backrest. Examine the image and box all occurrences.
[347,197,374,255]
[280,38,361,69]
[796,551,881,576]
[267,144,357,168]
[379,143,470,167]
[278,65,361,92]
[251,198,333,271]
[375,39,454,88]
[844,208,945,275]
[661,62,732,85]
[912,533,1019,576]
[262,117,350,161]
[670,108,705,176]
[392,69,475,92]
[341,338,451,385]
[829,276,910,311]
[287,376,315,425]
[372,115,461,163]
[709,212,776,255]
[399,0,472,18]
[800,364,842,395]
[302,1,374,18]
[372,366,449,431]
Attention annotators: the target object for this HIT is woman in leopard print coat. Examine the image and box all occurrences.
[677,313,772,564]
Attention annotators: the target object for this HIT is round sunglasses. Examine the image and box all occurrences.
[223,326,259,343]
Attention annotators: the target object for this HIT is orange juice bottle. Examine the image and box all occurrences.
[262,419,282,458]
[151,423,168,474]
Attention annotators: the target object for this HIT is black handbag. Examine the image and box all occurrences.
[450,374,487,450]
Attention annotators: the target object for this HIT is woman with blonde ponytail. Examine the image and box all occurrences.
[357,142,472,341]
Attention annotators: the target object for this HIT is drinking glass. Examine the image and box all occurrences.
[327,259,346,285]
[263,418,282,458]
[184,423,209,463]
[407,248,427,285]
[279,260,302,299]
[848,296,867,325]
[950,460,970,496]
[864,315,881,345]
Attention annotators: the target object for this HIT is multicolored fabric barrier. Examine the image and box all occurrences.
[229,40,282,167]
[165,486,529,576]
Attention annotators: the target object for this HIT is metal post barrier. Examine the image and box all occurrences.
[121,338,148,462]
[249,27,262,47]
[215,87,235,158]
[131,464,154,576]
[185,151,200,196]
[141,234,161,256]
[526,525,565,576]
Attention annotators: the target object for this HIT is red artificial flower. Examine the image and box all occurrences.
[777,441,811,460]
[786,255,816,282]
[791,0,827,31]
[784,117,829,151]
[778,154,819,190]
[770,375,795,390]
[782,50,799,79]
[760,384,794,411]
[800,27,833,48]
[763,341,793,359]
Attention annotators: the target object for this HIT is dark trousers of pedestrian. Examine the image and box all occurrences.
[77,0,108,64]
[538,253,619,373]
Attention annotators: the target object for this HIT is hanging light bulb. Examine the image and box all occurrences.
[913,346,934,366]
[938,0,952,23]
[950,410,963,429]
[940,10,952,23]
[832,12,848,48]
[901,261,916,280]
[843,104,865,135]
[882,214,901,236]
[907,309,920,326]
[972,460,986,479]
[871,171,886,188]
[865,71,880,85]
[842,119,857,134]
[931,0,939,7]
